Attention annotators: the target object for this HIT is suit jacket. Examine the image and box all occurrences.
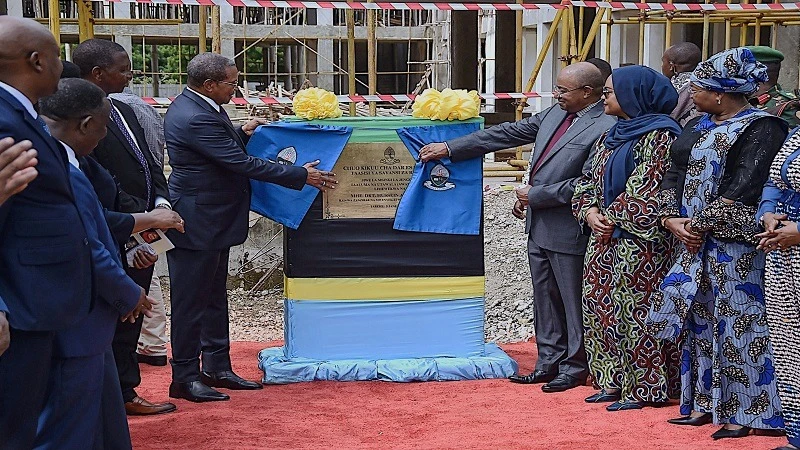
[164,89,307,250]
[91,99,169,214]
[54,165,141,357]
[0,87,93,331]
[447,102,616,255]
[79,155,136,244]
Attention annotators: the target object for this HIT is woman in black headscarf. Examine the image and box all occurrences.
[573,65,682,411]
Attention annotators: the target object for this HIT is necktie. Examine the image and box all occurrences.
[35,115,50,135]
[219,107,246,148]
[530,113,577,179]
[109,105,152,207]
[218,106,230,123]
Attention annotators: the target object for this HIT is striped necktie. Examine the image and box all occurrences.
[109,105,152,208]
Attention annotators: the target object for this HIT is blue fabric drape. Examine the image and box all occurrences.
[247,122,352,229]
[395,123,483,235]
[602,65,681,238]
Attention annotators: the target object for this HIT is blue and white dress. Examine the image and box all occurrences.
[758,127,800,446]
[649,109,786,429]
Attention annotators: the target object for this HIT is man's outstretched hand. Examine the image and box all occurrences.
[303,160,337,191]
[419,143,449,162]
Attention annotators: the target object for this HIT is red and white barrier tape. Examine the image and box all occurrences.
[95,0,800,12]
[142,91,550,106]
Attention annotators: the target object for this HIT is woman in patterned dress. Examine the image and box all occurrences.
[648,47,788,440]
[573,65,683,411]
[755,129,800,450]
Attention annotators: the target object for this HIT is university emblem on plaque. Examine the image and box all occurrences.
[276,146,297,165]
[380,146,400,165]
[424,163,455,191]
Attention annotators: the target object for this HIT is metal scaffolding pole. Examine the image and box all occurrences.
[212,6,221,54]
[346,9,356,116]
[367,2,377,116]
[48,0,60,47]
[199,6,207,53]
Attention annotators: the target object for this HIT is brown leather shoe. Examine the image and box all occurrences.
[125,396,177,416]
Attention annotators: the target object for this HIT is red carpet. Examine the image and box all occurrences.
[130,341,782,449]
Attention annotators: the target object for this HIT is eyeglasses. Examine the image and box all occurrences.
[688,85,706,95]
[552,85,587,96]
[601,87,614,96]
[209,79,238,88]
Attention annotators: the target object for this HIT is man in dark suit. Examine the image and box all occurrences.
[0,137,38,361]
[34,78,153,450]
[419,62,616,393]
[165,52,334,402]
[73,39,176,416]
[0,17,104,448]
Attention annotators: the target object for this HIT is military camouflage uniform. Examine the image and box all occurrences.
[753,84,800,128]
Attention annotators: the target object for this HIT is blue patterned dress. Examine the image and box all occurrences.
[758,128,800,446]
[648,109,786,429]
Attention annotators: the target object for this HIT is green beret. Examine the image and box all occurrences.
[746,46,784,63]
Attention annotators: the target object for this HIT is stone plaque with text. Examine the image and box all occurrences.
[323,142,415,219]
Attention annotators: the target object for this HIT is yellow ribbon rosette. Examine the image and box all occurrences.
[293,87,343,120]
[411,88,480,121]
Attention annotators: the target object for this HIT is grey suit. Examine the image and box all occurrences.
[448,102,616,379]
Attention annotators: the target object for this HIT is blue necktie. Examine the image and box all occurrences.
[109,105,152,208]
[35,115,50,135]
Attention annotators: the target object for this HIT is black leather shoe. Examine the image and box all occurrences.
[201,370,263,390]
[509,370,556,384]
[585,389,621,403]
[169,381,230,402]
[606,400,645,411]
[711,426,751,440]
[137,353,168,366]
[541,374,583,393]
[667,413,713,426]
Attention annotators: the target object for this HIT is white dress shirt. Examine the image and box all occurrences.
[60,141,80,169]
[186,87,221,112]
[0,81,38,119]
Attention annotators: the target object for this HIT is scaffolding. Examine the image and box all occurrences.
[35,1,800,119]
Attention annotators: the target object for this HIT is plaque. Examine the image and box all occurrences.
[323,142,416,219]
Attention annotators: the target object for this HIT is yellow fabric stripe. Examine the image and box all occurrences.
[284,276,485,301]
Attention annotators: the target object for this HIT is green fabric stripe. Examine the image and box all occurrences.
[284,116,484,143]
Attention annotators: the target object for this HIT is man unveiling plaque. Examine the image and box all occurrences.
[252,115,518,383]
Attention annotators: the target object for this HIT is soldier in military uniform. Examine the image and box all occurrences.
[747,45,800,128]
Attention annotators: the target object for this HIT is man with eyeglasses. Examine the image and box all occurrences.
[163,52,333,403]
[419,62,616,393]
[73,39,177,417]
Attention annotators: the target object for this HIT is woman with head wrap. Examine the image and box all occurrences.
[573,65,682,411]
[754,121,800,450]
[648,47,788,440]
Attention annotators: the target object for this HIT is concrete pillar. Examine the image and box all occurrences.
[317,9,335,90]
[451,11,478,90]
[221,39,235,60]
[602,18,639,68]
[643,23,666,70]
[776,25,800,91]
[220,5,234,25]
[112,3,133,58]
[6,0,23,17]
